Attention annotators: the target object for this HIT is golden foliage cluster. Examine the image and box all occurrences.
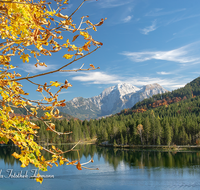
[0,0,104,183]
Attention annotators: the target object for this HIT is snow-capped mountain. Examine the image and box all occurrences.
[59,83,168,120]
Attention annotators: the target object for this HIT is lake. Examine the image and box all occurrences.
[0,144,200,190]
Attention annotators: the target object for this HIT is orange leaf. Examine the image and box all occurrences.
[72,35,79,42]
[95,18,107,26]
[93,26,97,31]
[67,160,78,165]
[46,123,55,131]
[82,45,89,51]
[72,29,77,33]
[96,20,104,26]
[89,64,95,68]
[76,161,82,170]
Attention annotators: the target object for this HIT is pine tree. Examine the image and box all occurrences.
[144,117,151,145]
[165,121,172,145]
[121,134,124,145]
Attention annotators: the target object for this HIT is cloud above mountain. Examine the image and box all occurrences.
[71,71,121,84]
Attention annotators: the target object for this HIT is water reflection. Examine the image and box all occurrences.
[1,145,200,171]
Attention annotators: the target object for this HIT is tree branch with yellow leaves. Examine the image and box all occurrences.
[0,0,105,183]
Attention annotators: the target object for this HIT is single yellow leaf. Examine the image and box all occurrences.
[50,81,61,87]
[12,152,21,159]
[36,177,43,184]
[63,54,74,59]
[60,160,64,165]
[20,53,30,63]
[80,31,89,39]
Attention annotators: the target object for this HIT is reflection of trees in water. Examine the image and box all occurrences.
[0,144,97,166]
[122,150,200,170]
[1,145,200,172]
[96,147,200,171]
[0,145,21,166]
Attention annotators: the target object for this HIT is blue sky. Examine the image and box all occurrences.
[15,0,200,101]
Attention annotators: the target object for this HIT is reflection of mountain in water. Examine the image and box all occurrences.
[1,145,200,171]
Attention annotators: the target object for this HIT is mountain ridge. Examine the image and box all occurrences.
[59,83,168,120]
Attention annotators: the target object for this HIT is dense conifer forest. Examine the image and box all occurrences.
[34,77,200,146]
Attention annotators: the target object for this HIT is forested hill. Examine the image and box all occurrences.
[34,77,200,146]
[120,77,200,115]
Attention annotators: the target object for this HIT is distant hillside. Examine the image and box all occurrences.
[120,76,200,115]
[59,83,168,120]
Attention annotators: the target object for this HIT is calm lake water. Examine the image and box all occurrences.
[1,144,200,190]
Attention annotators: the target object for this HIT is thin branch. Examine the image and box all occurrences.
[0,42,15,51]
[57,140,81,156]
[26,79,51,87]
[81,159,92,165]
[42,147,57,155]
[68,0,86,20]
[11,46,100,82]
[59,67,100,72]
[49,0,86,32]
[81,166,99,170]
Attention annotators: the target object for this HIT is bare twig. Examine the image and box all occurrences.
[60,67,100,72]
[81,166,99,170]
[0,42,15,51]
[11,47,100,82]
[26,79,51,87]
[68,0,86,20]
[57,140,81,156]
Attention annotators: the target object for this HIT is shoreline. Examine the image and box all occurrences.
[98,144,200,151]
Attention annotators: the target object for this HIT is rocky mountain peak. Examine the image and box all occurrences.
[59,83,168,120]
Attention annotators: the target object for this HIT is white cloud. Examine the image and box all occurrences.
[123,76,185,89]
[97,0,132,8]
[70,71,186,90]
[166,14,200,25]
[57,91,72,95]
[121,43,200,64]
[145,8,186,17]
[20,63,56,73]
[122,15,133,23]
[140,20,157,35]
[71,71,121,84]
[157,71,172,75]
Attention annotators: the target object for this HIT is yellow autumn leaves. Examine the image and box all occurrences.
[0,0,105,184]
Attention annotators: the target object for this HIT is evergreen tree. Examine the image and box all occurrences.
[144,117,151,145]
[121,134,124,145]
[165,121,172,145]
